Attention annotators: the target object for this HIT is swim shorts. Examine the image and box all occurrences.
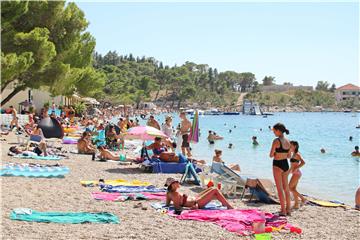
[181,134,190,148]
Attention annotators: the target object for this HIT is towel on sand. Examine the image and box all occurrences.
[100,185,165,193]
[10,208,119,224]
[176,209,290,236]
[92,192,166,201]
[151,201,227,211]
[81,179,150,187]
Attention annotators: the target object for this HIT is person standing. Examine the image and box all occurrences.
[289,141,307,209]
[179,112,192,157]
[9,106,19,130]
[162,115,174,139]
[147,115,161,130]
[269,123,291,216]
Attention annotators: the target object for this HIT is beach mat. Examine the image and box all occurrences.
[1,163,69,178]
[100,185,165,193]
[81,179,151,187]
[10,208,119,224]
[13,154,61,161]
[305,196,347,208]
[92,192,166,202]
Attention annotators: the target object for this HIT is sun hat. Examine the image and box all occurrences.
[164,177,179,188]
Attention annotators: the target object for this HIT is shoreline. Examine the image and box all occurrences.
[1,132,359,239]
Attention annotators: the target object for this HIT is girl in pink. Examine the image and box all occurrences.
[289,141,307,209]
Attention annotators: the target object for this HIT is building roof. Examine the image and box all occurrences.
[336,84,360,91]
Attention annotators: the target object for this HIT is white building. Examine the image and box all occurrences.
[335,84,360,102]
[1,83,75,113]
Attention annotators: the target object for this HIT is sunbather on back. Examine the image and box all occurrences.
[165,177,233,214]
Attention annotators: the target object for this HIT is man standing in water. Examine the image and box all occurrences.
[179,112,192,157]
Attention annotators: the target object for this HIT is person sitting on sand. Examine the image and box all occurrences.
[147,115,161,130]
[252,136,259,146]
[146,137,179,162]
[289,141,307,209]
[351,146,360,156]
[78,132,96,154]
[106,125,120,149]
[213,149,241,172]
[165,177,233,214]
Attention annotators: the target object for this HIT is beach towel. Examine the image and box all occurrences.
[91,192,166,202]
[1,163,69,178]
[150,201,227,211]
[13,154,61,161]
[10,208,119,224]
[177,209,290,236]
[100,185,165,193]
[81,179,151,187]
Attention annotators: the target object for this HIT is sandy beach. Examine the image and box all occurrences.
[1,132,359,240]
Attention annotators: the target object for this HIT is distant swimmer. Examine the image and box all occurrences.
[228,143,233,149]
[268,126,271,130]
[234,125,236,128]
[320,148,326,154]
[252,136,259,146]
[351,146,360,157]
[229,129,232,133]
[349,136,353,141]
[260,128,263,131]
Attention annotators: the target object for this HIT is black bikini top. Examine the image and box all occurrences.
[275,138,290,153]
[290,158,300,163]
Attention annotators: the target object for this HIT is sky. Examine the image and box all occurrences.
[75,1,359,87]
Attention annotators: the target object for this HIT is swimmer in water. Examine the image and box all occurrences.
[229,129,232,133]
[349,136,353,141]
[234,125,236,128]
[252,136,259,145]
[228,143,233,149]
[351,146,360,156]
[320,148,326,154]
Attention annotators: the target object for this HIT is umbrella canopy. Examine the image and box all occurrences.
[125,126,167,141]
[189,110,199,143]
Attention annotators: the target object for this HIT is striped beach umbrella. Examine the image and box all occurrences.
[189,110,199,143]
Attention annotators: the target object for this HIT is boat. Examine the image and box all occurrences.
[262,112,274,116]
[344,109,352,113]
[223,112,240,115]
[204,108,222,115]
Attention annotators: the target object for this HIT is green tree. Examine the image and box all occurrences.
[315,81,330,91]
[1,1,104,105]
[262,76,275,86]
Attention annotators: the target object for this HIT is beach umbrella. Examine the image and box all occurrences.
[125,126,167,141]
[189,110,199,143]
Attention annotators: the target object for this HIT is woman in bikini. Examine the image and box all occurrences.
[165,177,233,214]
[289,141,307,209]
[146,137,179,162]
[269,123,291,216]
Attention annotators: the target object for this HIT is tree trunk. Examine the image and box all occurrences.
[154,88,160,101]
[1,87,22,106]
[177,100,181,109]
[1,80,13,93]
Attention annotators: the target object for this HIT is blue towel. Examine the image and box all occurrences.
[150,201,226,211]
[100,185,166,193]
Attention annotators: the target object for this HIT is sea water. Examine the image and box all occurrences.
[145,112,359,205]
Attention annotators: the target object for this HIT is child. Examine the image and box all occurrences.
[289,141,307,209]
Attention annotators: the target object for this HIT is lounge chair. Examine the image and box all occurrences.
[241,178,279,204]
[211,162,247,197]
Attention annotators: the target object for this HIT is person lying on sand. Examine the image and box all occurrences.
[165,177,233,214]
[97,145,135,161]
[213,149,241,172]
[146,137,179,162]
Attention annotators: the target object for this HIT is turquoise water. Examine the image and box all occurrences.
[147,112,359,205]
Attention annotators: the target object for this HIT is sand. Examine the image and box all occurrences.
[1,132,359,240]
